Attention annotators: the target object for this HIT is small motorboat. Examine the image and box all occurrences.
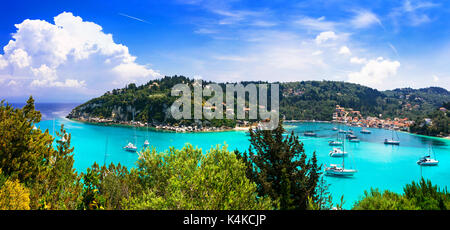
[329,148,347,157]
[349,138,360,143]
[332,127,338,131]
[123,142,137,152]
[346,134,358,140]
[338,129,347,134]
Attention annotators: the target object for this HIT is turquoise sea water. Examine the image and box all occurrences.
[36,117,450,209]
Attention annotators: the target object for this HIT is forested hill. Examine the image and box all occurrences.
[67,76,450,124]
[280,82,449,120]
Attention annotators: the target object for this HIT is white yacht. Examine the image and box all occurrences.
[303,131,317,137]
[360,128,371,134]
[123,142,137,152]
[384,139,400,145]
[329,148,347,157]
[325,136,357,177]
[384,130,400,145]
[144,122,150,147]
[417,145,438,166]
[329,140,343,146]
[417,156,439,166]
[124,111,138,152]
[325,164,357,177]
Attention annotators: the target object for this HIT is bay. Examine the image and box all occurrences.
[13,103,450,209]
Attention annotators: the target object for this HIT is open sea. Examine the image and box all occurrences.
[11,103,450,209]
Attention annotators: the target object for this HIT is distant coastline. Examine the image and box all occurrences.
[68,117,245,133]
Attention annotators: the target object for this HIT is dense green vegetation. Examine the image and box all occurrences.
[353,179,450,210]
[68,76,450,126]
[409,102,449,137]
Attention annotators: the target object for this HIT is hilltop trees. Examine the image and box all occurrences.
[410,107,449,137]
[236,121,330,210]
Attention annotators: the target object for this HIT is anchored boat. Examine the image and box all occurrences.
[329,148,347,157]
[329,140,343,146]
[123,142,137,152]
[325,134,357,177]
[325,164,357,177]
[360,128,371,134]
[417,145,438,166]
[384,129,400,145]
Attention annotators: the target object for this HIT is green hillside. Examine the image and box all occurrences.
[67,76,450,126]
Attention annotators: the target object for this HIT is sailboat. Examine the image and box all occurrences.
[329,140,343,146]
[346,133,358,140]
[417,145,439,166]
[303,122,317,137]
[325,136,357,177]
[123,142,137,152]
[338,129,347,134]
[329,148,347,157]
[360,127,371,134]
[143,121,150,147]
[329,129,343,146]
[384,129,400,145]
[123,111,138,152]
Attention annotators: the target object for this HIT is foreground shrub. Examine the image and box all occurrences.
[123,144,272,210]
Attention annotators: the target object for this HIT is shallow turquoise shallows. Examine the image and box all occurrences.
[38,118,450,209]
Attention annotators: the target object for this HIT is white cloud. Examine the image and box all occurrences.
[350,57,367,64]
[348,57,400,88]
[351,10,382,29]
[8,49,31,68]
[389,0,439,27]
[296,16,336,31]
[315,31,338,44]
[7,80,18,86]
[0,55,8,69]
[0,12,160,97]
[312,50,323,56]
[433,75,439,82]
[112,62,160,82]
[339,46,351,55]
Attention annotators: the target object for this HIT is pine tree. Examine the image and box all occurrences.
[237,121,328,210]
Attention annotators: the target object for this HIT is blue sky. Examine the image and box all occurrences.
[0,0,449,102]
